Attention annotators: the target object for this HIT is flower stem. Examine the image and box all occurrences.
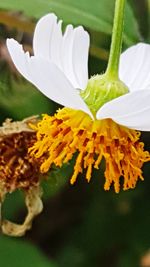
[105,0,126,79]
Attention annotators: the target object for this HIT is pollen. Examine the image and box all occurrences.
[29,108,150,193]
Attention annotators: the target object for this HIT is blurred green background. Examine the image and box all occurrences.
[0,0,150,266]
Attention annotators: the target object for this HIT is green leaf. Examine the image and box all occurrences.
[0,236,57,267]
[0,0,140,45]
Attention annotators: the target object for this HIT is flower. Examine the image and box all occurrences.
[0,117,40,192]
[0,117,43,236]
[6,13,150,193]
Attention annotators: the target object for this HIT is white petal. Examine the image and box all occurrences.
[62,25,89,89]
[6,39,32,82]
[112,107,150,131]
[28,58,92,116]
[119,43,150,92]
[61,25,78,87]
[72,26,89,89]
[33,13,62,69]
[96,90,150,131]
[6,39,92,118]
[33,13,89,89]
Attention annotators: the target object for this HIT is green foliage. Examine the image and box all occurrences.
[54,168,150,267]
[0,0,140,45]
[0,236,57,267]
[0,79,56,120]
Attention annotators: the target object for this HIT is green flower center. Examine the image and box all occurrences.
[80,74,129,116]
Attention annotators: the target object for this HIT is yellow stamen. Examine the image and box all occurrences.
[29,108,150,193]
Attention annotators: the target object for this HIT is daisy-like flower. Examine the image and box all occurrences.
[6,0,150,193]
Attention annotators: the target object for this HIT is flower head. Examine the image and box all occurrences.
[6,10,150,192]
[6,13,150,130]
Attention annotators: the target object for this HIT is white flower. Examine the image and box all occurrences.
[6,13,150,131]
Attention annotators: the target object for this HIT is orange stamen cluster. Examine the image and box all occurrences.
[30,108,150,193]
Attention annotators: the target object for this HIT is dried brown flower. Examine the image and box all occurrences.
[0,117,42,192]
[0,116,44,236]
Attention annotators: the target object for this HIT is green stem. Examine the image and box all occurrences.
[105,0,126,79]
